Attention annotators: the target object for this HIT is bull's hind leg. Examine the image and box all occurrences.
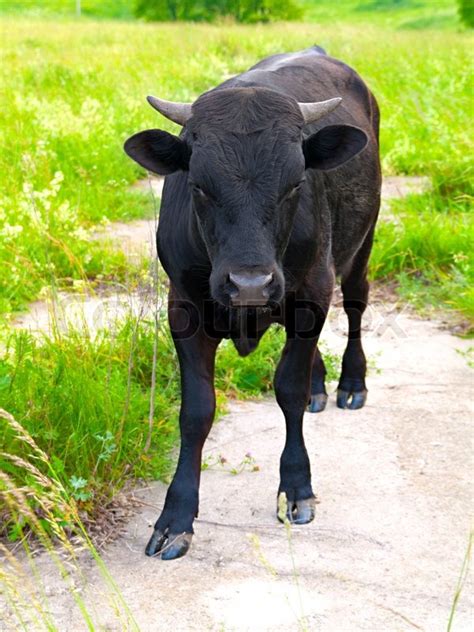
[337,228,375,410]
[146,297,219,560]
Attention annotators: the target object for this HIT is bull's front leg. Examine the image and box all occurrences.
[146,300,219,560]
[275,298,329,524]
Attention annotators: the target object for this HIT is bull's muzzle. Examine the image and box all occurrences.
[228,272,273,306]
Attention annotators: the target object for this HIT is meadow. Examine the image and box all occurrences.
[0,13,472,318]
[0,2,473,541]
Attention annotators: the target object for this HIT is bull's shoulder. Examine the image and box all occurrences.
[224,48,374,106]
[245,46,363,87]
[222,50,377,133]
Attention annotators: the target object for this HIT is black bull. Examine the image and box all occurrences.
[125,46,381,560]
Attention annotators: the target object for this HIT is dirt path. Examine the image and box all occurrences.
[30,304,472,631]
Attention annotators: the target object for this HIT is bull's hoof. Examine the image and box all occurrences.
[277,497,315,525]
[145,529,193,560]
[336,388,367,410]
[308,393,328,413]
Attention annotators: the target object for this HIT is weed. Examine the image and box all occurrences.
[246,494,309,631]
[447,531,472,631]
[0,311,180,537]
[456,346,474,368]
[201,452,260,474]
[69,475,93,502]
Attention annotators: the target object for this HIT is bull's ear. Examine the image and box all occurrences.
[303,125,368,171]
[124,129,190,175]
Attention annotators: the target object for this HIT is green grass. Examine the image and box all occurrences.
[1,404,141,629]
[0,317,178,537]
[0,0,134,18]
[301,0,461,29]
[371,193,474,320]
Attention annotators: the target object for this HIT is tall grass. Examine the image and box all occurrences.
[0,315,177,538]
[0,407,140,630]
[371,193,473,320]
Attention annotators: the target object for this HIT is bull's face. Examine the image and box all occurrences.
[125,88,367,307]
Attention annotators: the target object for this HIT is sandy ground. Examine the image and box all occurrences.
[8,306,472,632]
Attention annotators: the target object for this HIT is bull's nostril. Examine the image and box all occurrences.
[261,274,273,298]
[229,272,273,290]
[228,272,275,305]
[227,274,239,298]
[262,273,273,288]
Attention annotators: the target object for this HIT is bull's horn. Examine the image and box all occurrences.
[146,95,192,126]
[298,97,342,124]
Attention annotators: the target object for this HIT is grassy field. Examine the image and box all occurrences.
[0,0,462,28]
[0,2,473,540]
[300,0,461,28]
[0,13,472,317]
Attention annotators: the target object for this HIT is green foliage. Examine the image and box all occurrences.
[1,0,459,27]
[134,0,303,22]
[0,0,303,21]
[134,0,184,20]
[457,0,474,26]
[371,193,473,320]
[0,169,137,316]
[0,321,179,528]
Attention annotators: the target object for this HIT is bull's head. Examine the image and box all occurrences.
[124,88,367,307]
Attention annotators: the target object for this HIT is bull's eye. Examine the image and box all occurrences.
[292,181,305,194]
